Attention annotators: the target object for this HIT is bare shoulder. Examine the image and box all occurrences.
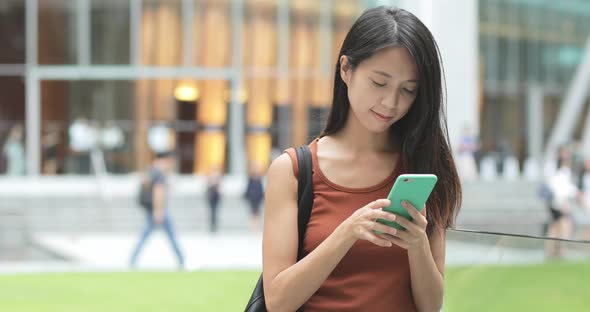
[266,153,297,195]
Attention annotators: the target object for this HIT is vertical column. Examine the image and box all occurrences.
[26,0,40,176]
[412,0,480,149]
[76,0,91,65]
[25,76,41,177]
[274,0,291,151]
[527,85,543,162]
[130,0,142,66]
[181,0,194,67]
[318,0,332,76]
[229,0,246,175]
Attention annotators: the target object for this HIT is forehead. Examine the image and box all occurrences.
[359,46,418,81]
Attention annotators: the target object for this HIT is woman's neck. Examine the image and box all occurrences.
[330,113,398,154]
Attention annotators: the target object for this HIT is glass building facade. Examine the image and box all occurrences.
[0,0,588,176]
[1,0,402,176]
[478,0,590,162]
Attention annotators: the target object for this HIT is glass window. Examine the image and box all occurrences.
[0,77,26,175]
[38,0,77,65]
[0,0,25,64]
[479,0,487,23]
[40,80,135,175]
[91,0,131,64]
[139,0,236,68]
[140,0,183,66]
[244,0,277,70]
[194,0,233,68]
[36,76,237,176]
[505,37,520,85]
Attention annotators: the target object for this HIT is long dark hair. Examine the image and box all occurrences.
[321,6,462,233]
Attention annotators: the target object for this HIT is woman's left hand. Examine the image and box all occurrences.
[381,201,428,250]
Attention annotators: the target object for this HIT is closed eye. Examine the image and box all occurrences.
[371,80,386,87]
[403,88,416,94]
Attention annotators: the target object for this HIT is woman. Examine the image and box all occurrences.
[546,149,578,257]
[262,7,461,312]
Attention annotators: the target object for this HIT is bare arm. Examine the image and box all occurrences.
[387,203,445,312]
[408,226,445,312]
[262,154,398,312]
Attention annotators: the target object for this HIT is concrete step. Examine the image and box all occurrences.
[0,179,549,236]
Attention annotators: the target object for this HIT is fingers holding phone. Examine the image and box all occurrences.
[341,199,400,248]
[382,201,429,250]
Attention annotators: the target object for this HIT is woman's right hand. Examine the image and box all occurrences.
[340,199,399,247]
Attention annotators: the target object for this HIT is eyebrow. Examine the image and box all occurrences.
[372,70,418,83]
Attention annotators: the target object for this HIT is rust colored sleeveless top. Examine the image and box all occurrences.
[285,138,417,312]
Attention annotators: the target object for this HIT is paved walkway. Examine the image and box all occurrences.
[1,231,588,274]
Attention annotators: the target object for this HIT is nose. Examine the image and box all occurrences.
[381,91,399,109]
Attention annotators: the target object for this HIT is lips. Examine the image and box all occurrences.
[371,110,394,122]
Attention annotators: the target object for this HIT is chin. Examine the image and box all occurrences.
[365,123,391,134]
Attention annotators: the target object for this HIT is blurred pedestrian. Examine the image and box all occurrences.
[575,158,590,240]
[244,161,264,233]
[68,116,95,174]
[42,125,60,174]
[3,123,25,175]
[130,151,185,269]
[457,124,479,181]
[100,121,125,173]
[545,146,578,258]
[206,165,222,233]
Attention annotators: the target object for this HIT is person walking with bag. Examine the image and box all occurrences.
[130,151,185,269]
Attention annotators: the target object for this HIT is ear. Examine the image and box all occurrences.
[339,55,352,85]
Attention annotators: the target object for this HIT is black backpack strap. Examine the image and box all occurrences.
[244,145,313,312]
[295,145,313,261]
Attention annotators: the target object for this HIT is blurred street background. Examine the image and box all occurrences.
[0,0,589,311]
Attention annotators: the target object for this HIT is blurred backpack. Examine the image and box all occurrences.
[138,171,153,213]
[244,146,312,312]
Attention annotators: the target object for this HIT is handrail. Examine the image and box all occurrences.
[449,228,590,244]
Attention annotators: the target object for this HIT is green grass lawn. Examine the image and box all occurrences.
[444,260,590,312]
[0,261,588,311]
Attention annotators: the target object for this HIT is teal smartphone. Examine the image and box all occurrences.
[377,174,438,230]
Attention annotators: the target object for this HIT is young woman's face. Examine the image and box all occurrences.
[340,46,418,133]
